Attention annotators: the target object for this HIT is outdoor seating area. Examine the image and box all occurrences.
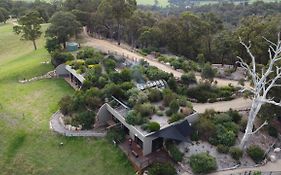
[119,137,172,171]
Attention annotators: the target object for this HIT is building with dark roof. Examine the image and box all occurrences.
[95,98,197,156]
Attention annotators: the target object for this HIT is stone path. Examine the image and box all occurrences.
[49,111,106,137]
[19,70,56,84]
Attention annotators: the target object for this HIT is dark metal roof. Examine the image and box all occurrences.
[150,120,192,142]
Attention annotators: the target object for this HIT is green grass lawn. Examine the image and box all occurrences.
[0,23,134,175]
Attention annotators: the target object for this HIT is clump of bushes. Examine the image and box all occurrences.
[163,89,177,106]
[229,147,243,161]
[51,51,74,67]
[181,71,197,86]
[189,153,217,174]
[169,100,180,114]
[126,110,146,125]
[247,145,265,163]
[186,83,236,103]
[165,141,183,162]
[217,144,229,154]
[142,121,161,132]
[228,109,242,124]
[168,113,185,123]
[268,125,278,138]
[127,88,148,106]
[134,103,155,117]
[71,111,96,130]
[148,88,163,102]
[59,95,74,115]
[194,110,239,147]
[145,66,171,81]
[148,163,177,175]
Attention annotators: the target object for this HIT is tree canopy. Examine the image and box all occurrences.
[13,11,43,50]
[46,11,82,48]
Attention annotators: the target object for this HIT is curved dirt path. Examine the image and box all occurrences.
[193,97,252,113]
[81,30,252,112]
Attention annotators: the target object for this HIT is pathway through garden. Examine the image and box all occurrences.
[50,111,106,137]
[81,29,252,113]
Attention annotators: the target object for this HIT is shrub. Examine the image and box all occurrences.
[45,37,61,53]
[127,89,148,106]
[148,163,177,175]
[268,125,278,138]
[189,153,217,174]
[167,77,177,91]
[228,109,242,124]
[163,89,176,106]
[166,141,183,162]
[217,144,229,154]
[240,119,248,132]
[72,111,95,130]
[59,95,73,115]
[145,66,171,81]
[156,110,164,116]
[181,72,197,86]
[165,109,173,116]
[169,113,185,123]
[201,63,217,83]
[217,129,236,147]
[134,103,155,117]
[191,130,199,141]
[103,58,117,71]
[247,145,265,163]
[194,117,216,141]
[229,147,243,161]
[106,128,125,143]
[147,122,161,132]
[148,89,163,102]
[169,100,179,114]
[51,51,74,67]
[125,110,146,125]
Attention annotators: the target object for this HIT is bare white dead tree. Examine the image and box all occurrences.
[237,34,281,149]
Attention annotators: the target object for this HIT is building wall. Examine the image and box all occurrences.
[106,104,155,155]
[186,113,199,125]
[95,104,112,127]
[55,64,69,77]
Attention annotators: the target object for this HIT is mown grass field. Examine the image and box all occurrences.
[0,23,134,175]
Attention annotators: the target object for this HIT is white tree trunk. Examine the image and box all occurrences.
[237,34,281,149]
[240,99,262,149]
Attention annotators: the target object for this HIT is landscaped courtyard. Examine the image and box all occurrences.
[0,23,134,175]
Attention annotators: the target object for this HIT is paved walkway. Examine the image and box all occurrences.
[49,111,106,137]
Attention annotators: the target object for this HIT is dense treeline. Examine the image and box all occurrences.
[1,0,281,65]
